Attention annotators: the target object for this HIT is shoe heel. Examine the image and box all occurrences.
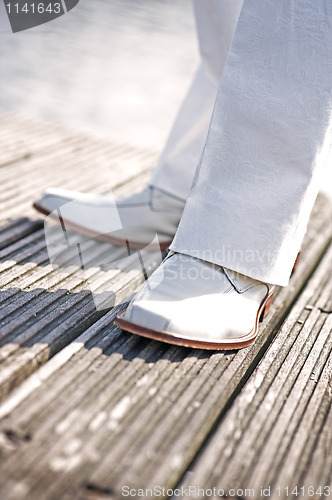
[259,290,274,322]
[259,253,299,324]
[291,252,300,275]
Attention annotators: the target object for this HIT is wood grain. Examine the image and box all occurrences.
[0,111,331,500]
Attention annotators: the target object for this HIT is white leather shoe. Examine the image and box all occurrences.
[33,186,185,250]
[115,252,275,350]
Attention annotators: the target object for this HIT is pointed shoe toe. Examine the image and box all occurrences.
[115,253,275,350]
[33,186,185,249]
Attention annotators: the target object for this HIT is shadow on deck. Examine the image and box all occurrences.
[0,111,331,500]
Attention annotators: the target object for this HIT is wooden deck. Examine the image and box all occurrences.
[0,110,331,500]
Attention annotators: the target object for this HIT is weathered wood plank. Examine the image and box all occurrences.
[0,110,80,167]
[0,111,157,174]
[0,222,162,401]
[0,193,331,500]
[176,243,332,499]
[300,392,332,491]
[0,113,163,403]
[0,218,43,250]
[0,145,156,224]
[0,111,157,231]
[1,112,331,500]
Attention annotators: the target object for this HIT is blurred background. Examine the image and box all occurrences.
[0,0,331,195]
[0,0,198,150]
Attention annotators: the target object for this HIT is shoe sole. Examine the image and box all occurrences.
[33,202,171,251]
[114,287,275,351]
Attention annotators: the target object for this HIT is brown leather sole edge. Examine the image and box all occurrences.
[114,288,275,351]
[33,201,171,251]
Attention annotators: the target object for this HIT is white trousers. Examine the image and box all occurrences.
[152,0,332,286]
[150,0,245,200]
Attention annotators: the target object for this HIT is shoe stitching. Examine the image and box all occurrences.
[223,267,267,294]
[224,282,266,295]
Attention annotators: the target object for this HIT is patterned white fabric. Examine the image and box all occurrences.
[170,0,332,286]
[150,0,244,200]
